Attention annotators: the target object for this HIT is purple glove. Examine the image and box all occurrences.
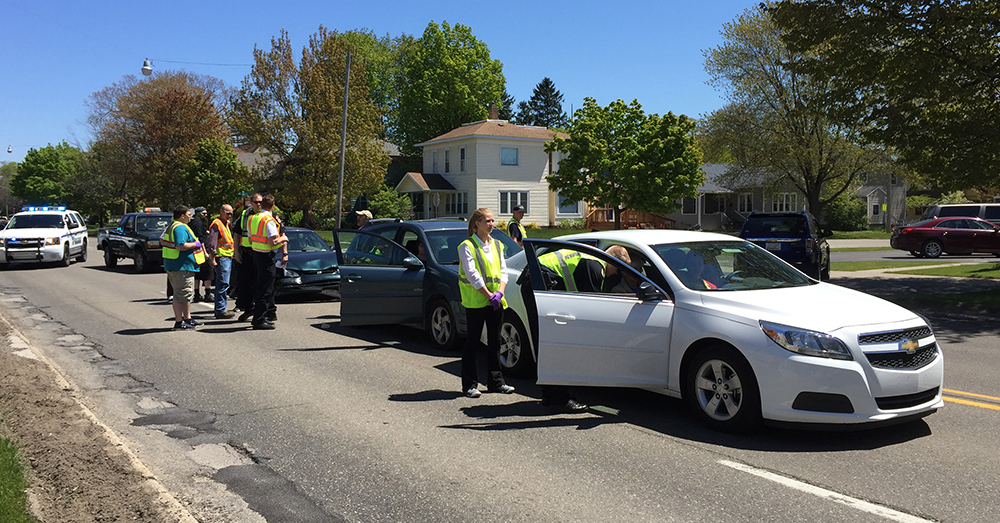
[193,240,202,249]
[488,291,503,310]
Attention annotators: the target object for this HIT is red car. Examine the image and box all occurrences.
[891,216,1000,258]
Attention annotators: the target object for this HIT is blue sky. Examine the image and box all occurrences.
[1,0,759,164]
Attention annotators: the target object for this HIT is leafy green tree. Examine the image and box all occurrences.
[183,138,252,211]
[499,89,517,121]
[338,30,410,142]
[770,0,1000,190]
[10,142,83,205]
[823,195,869,231]
[702,4,892,220]
[368,183,413,220]
[521,77,569,128]
[545,98,704,230]
[0,162,24,215]
[228,26,387,214]
[396,21,505,156]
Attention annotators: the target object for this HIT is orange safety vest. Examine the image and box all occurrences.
[210,218,235,257]
[249,212,281,252]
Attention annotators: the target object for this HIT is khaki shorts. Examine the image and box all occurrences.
[167,271,196,303]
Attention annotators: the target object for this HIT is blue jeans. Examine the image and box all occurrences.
[214,256,232,314]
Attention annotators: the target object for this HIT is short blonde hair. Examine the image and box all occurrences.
[468,208,493,238]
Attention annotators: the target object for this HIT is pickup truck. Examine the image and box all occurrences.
[97,212,173,273]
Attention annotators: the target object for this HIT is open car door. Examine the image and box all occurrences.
[333,229,425,327]
[522,239,675,388]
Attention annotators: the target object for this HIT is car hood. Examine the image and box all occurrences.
[286,251,339,272]
[0,227,65,239]
[691,282,920,333]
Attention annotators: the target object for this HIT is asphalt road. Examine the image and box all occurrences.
[1,243,999,522]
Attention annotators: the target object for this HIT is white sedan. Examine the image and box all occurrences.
[502,230,943,432]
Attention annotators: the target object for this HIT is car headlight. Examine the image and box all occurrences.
[759,320,853,360]
[147,239,160,248]
[45,237,60,245]
[282,268,300,278]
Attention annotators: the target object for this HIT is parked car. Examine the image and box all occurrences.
[919,203,1000,226]
[333,219,522,351]
[275,227,341,298]
[97,211,173,272]
[738,211,831,280]
[503,230,942,432]
[0,206,88,268]
[890,216,1000,258]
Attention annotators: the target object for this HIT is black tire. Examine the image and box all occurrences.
[909,250,922,258]
[499,313,534,377]
[684,345,762,433]
[819,259,830,281]
[428,299,459,351]
[60,244,71,267]
[133,248,148,273]
[76,239,88,263]
[103,246,118,268]
[922,240,943,258]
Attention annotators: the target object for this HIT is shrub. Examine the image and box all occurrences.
[824,197,870,231]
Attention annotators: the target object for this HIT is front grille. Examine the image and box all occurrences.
[858,326,932,344]
[875,387,940,410]
[865,343,939,370]
[5,238,45,249]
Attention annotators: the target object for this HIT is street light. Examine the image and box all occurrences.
[141,59,153,76]
[6,145,10,154]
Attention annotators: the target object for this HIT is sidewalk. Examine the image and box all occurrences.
[828,239,890,249]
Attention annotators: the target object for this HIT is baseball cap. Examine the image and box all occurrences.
[194,206,206,214]
[512,204,525,212]
[355,210,373,219]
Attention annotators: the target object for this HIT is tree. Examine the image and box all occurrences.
[368,183,414,220]
[770,0,1000,190]
[545,98,704,230]
[396,21,505,156]
[337,30,410,142]
[228,26,387,214]
[499,89,517,121]
[87,71,229,209]
[702,4,891,220]
[183,138,252,211]
[10,142,83,205]
[0,162,24,215]
[521,77,569,128]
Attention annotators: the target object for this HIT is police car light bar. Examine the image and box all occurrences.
[21,205,66,212]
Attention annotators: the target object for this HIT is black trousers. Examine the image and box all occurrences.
[235,245,256,311]
[252,250,277,324]
[461,305,506,391]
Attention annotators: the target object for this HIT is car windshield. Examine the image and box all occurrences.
[425,229,523,264]
[653,240,813,291]
[6,214,64,229]
[286,230,329,252]
[136,216,170,232]
[742,216,808,236]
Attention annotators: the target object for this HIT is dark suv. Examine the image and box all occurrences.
[738,211,831,280]
[334,220,522,350]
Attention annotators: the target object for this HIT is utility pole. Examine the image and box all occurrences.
[335,51,352,229]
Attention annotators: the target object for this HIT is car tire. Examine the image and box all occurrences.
[921,240,943,258]
[820,259,830,281]
[428,299,459,351]
[499,313,534,377]
[103,246,118,268]
[76,239,88,263]
[909,250,922,258]
[60,244,71,267]
[684,345,762,433]
[133,248,148,273]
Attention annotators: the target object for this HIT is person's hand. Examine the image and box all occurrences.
[488,291,503,310]
[193,240,202,249]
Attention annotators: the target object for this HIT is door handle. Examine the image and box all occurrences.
[347,274,362,283]
[546,313,576,325]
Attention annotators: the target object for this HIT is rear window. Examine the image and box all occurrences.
[937,205,980,218]
[741,216,808,236]
[984,206,1000,221]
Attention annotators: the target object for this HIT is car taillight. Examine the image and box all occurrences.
[900,228,914,234]
[805,238,814,250]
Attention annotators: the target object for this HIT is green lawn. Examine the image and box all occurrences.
[890,262,1000,278]
[0,438,35,523]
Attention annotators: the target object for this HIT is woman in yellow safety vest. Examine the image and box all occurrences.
[160,205,206,330]
[457,208,515,398]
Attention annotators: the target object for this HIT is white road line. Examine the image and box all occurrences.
[719,460,933,523]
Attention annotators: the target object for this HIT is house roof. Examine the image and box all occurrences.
[233,144,268,172]
[700,163,734,194]
[395,172,457,193]
[415,120,569,147]
[856,185,887,198]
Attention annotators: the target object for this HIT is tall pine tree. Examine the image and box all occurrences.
[523,77,569,128]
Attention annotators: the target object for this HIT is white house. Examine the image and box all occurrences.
[395,119,584,226]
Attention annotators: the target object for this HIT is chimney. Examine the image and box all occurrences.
[488,104,499,120]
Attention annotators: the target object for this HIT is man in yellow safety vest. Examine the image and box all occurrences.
[208,204,236,319]
[233,194,260,322]
[248,194,288,330]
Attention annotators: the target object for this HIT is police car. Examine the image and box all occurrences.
[0,206,89,268]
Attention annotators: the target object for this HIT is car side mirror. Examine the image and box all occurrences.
[402,256,424,270]
[635,281,667,301]
[822,228,833,238]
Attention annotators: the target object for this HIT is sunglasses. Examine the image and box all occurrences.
[251,200,262,204]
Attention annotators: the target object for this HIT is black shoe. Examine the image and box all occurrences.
[237,311,253,322]
[173,321,196,331]
[267,313,277,322]
[184,318,204,327]
[548,399,588,414]
[252,321,276,330]
[193,293,202,303]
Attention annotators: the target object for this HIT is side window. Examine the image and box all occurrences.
[344,232,407,266]
[123,215,136,231]
[937,219,964,229]
[66,214,80,229]
[377,227,399,242]
[400,230,421,257]
[534,245,642,296]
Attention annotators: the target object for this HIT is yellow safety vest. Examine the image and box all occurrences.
[249,212,281,252]
[458,236,507,309]
[239,209,255,247]
[210,218,235,257]
[160,222,206,264]
[511,219,527,243]
[537,249,604,292]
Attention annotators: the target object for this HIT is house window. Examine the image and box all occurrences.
[704,194,721,214]
[738,193,752,213]
[872,203,880,216]
[444,193,468,216]
[682,197,697,215]
[557,192,580,215]
[771,193,798,212]
[432,151,439,174]
[444,150,450,173]
[499,191,529,214]
[460,147,466,172]
[500,147,518,166]
[891,174,898,185]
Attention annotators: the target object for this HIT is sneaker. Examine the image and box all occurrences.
[184,318,204,327]
[214,311,235,319]
[173,321,196,331]
[193,293,202,303]
[237,311,253,322]
[490,384,516,394]
[464,388,482,398]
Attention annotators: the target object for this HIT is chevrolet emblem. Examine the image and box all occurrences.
[900,339,918,354]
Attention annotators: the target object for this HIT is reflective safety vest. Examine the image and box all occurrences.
[537,249,604,292]
[249,211,281,252]
[239,209,255,247]
[210,219,235,257]
[160,222,206,264]
[511,218,527,243]
[458,235,507,309]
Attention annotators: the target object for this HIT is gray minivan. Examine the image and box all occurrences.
[921,203,1000,226]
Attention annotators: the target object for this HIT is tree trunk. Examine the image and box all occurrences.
[614,206,622,230]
